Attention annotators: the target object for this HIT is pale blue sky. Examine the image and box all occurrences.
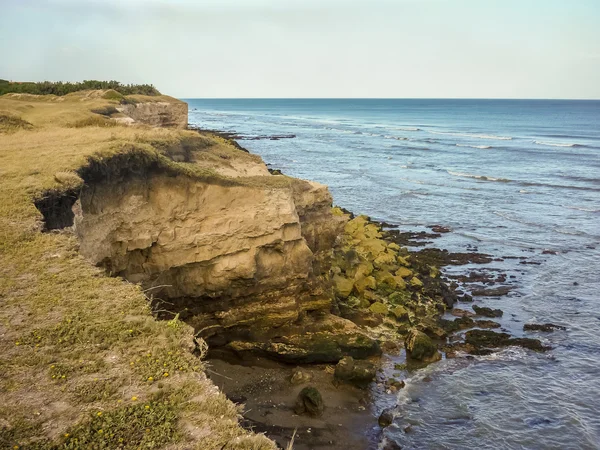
[1,0,599,98]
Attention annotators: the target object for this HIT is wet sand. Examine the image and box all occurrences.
[206,356,383,449]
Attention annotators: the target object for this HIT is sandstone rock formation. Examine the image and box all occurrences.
[117,98,188,128]
[73,136,379,363]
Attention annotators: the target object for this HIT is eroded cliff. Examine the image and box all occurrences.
[117,96,188,129]
[71,135,379,363]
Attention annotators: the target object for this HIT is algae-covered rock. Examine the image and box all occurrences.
[374,252,397,268]
[364,223,383,239]
[523,323,566,332]
[388,242,401,252]
[369,302,388,315]
[405,329,440,362]
[334,356,376,387]
[388,290,411,306]
[294,386,324,417]
[472,305,503,318]
[397,255,410,267]
[331,206,345,216]
[358,238,387,259]
[375,270,398,289]
[354,275,377,294]
[346,295,370,309]
[352,261,374,279]
[410,277,423,288]
[392,276,406,290]
[395,267,413,279]
[333,274,354,298]
[391,305,409,321]
[465,330,510,348]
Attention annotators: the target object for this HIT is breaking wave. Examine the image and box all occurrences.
[534,141,586,148]
[429,131,512,140]
[456,144,492,149]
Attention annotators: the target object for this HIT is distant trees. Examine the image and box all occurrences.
[0,79,161,96]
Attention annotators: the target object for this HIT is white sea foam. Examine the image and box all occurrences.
[456,144,492,149]
[395,126,421,132]
[430,131,512,140]
[384,135,409,140]
[447,170,511,182]
[563,205,600,213]
[534,140,584,148]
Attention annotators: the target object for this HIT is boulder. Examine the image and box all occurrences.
[294,386,324,417]
[472,305,503,318]
[405,329,440,362]
[334,356,376,387]
[391,305,409,321]
[376,270,398,288]
[523,323,566,332]
[409,277,423,288]
[465,330,550,352]
[369,302,388,315]
[393,276,407,289]
[395,267,413,279]
[378,407,395,428]
[354,275,377,294]
[397,256,410,267]
[290,368,312,385]
[333,275,354,298]
[374,252,397,268]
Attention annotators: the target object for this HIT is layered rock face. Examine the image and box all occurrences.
[74,156,379,363]
[117,100,188,129]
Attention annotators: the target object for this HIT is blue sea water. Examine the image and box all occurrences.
[187,99,600,449]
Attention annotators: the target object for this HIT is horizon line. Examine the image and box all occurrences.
[179,97,600,101]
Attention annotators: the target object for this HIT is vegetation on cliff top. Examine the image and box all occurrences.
[0,79,160,96]
[0,91,277,449]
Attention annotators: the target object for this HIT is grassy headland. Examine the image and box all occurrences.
[0,90,276,449]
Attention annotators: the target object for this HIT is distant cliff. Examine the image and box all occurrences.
[117,95,188,128]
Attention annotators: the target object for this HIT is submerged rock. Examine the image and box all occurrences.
[523,323,566,332]
[465,330,511,348]
[378,407,396,428]
[473,305,503,318]
[465,330,550,352]
[294,386,324,417]
[404,329,441,363]
[475,320,501,329]
[471,286,512,296]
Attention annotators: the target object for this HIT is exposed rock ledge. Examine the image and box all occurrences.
[73,142,380,363]
[117,97,188,128]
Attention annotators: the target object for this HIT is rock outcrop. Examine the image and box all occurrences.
[73,139,378,363]
[117,98,188,129]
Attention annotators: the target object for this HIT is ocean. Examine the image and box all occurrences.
[186,99,600,449]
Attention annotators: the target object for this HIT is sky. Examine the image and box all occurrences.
[1,0,599,98]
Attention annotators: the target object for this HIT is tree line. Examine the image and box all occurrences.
[0,79,161,96]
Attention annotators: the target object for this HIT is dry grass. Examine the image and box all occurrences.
[0,91,277,449]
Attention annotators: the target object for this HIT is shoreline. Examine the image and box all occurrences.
[197,129,553,449]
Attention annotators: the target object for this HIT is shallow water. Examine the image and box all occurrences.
[187,99,600,449]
